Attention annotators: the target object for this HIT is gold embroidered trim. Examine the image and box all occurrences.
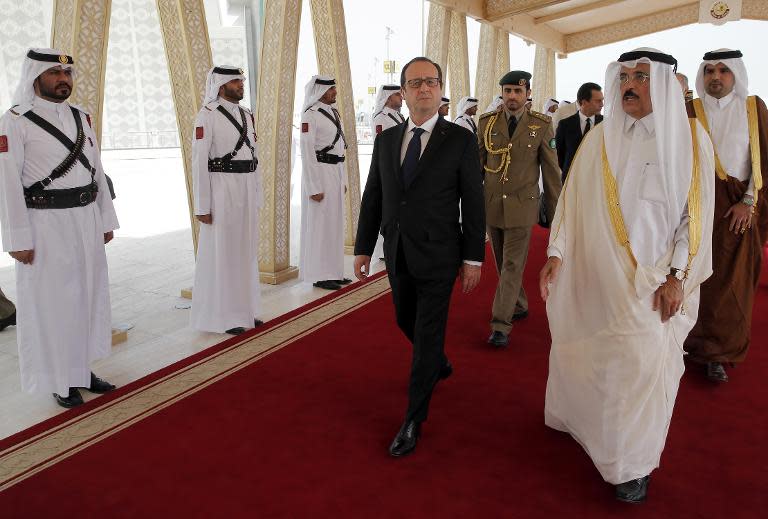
[692,98,728,181]
[601,143,637,267]
[481,111,512,183]
[746,96,762,206]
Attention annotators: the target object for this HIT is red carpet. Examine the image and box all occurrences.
[1,228,766,518]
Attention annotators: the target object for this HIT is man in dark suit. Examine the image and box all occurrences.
[555,82,604,182]
[354,57,486,458]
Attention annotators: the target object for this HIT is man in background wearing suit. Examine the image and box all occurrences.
[555,82,604,182]
[354,57,485,458]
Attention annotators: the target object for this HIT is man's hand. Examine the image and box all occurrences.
[539,256,562,301]
[196,214,213,225]
[10,250,34,265]
[354,255,371,282]
[310,193,325,202]
[104,231,114,244]
[460,264,481,294]
[653,275,683,322]
[724,201,753,235]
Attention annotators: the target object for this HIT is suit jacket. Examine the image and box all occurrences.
[477,108,562,229]
[555,111,603,180]
[355,116,485,279]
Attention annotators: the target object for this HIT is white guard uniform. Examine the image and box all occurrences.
[0,98,119,395]
[373,107,405,136]
[190,97,262,332]
[300,100,346,283]
[454,96,478,134]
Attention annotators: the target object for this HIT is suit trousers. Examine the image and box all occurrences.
[487,225,532,334]
[388,243,454,424]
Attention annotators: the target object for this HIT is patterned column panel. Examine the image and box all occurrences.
[425,1,451,74]
[447,11,469,120]
[51,0,112,142]
[532,44,555,113]
[155,0,213,253]
[0,2,50,110]
[495,28,510,86]
[474,22,498,114]
[255,0,301,283]
[309,0,360,252]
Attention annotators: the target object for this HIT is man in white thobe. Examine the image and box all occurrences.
[372,84,405,136]
[300,76,349,291]
[539,48,715,503]
[190,65,263,335]
[0,48,119,407]
[438,96,450,117]
[453,96,478,135]
[543,98,559,115]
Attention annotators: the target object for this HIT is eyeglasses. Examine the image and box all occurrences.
[619,71,650,85]
[405,77,441,89]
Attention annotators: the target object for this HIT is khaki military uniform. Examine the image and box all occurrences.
[478,107,562,334]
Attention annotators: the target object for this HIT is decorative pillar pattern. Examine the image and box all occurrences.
[155,0,213,253]
[494,28,510,87]
[51,0,112,142]
[532,44,556,113]
[447,11,470,120]
[310,0,360,253]
[475,22,498,113]
[425,1,451,73]
[255,0,302,283]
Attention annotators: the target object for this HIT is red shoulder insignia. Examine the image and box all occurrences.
[0,135,8,153]
[195,126,204,140]
[85,114,92,128]
[302,122,309,133]
[376,125,383,135]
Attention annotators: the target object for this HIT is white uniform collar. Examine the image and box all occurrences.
[218,97,240,111]
[406,111,439,134]
[623,112,655,136]
[32,96,69,114]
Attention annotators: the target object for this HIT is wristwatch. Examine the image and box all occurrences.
[670,267,685,281]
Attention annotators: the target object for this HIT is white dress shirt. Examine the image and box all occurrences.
[578,110,595,135]
[703,91,753,195]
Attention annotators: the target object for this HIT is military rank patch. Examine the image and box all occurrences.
[376,125,383,135]
[195,127,204,140]
[0,135,7,153]
[549,138,556,149]
[302,123,309,133]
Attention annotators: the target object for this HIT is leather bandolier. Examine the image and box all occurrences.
[315,107,347,164]
[207,106,258,173]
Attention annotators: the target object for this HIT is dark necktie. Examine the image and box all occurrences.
[401,127,426,187]
[508,115,517,137]
[583,117,591,136]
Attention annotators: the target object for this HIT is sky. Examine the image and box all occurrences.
[292,0,766,116]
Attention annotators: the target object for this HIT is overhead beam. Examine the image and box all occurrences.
[534,0,624,24]
[486,0,569,21]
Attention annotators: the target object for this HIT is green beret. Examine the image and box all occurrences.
[499,70,532,89]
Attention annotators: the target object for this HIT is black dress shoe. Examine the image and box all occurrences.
[313,280,342,290]
[331,278,353,285]
[87,372,116,394]
[706,362,728,382]
[487,330,509,348]
[53,388,84,408]
[438,361,453,380]
[389,420,421,457]
[226,327,247,335]
[253,319,264,327]
[512,310,529,321]
[615,476,650,504]
[0,311,16,332]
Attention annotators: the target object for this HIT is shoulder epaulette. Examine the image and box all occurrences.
[8,104,31,117]
[69,103,90,115]
[529,110,551,123]
[479,110,496,120]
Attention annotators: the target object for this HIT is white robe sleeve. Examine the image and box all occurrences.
[671,203,690,271]
[300,111,323,196]
[82,115,119,233]
[192,110,213,215]
[0,113,34,252]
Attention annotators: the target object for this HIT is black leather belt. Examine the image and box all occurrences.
[315,152,345,164]
[207,159,258,173]
[24,183,98,209]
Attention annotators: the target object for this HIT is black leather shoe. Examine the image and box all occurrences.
[332,278,353,285]
[0,311,16,332]
[53,388,84,408]
[87,372,116,394]
[615,476,650,504]
[389,420,421,457]
[253,319,264,327]
[226,327,247,335]
[512,310,529,321]
[487,330,509,348]
[438,361,453,381]
[313,280,342,290]
[706,362,728,382]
